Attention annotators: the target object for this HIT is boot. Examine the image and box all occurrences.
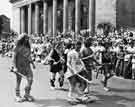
[15,89,23,102]
[50,79,55,90]
[15,96,24,102]
[23,87,34,102]
[58,77,64,88]
[22,95,35,102]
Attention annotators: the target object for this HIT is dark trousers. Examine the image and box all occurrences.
[115,59,124,76]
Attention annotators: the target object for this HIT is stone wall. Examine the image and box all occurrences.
[117,0,135,28]
[96,0,116,27]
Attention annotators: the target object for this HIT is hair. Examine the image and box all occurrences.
[76,41,82,46]
[16,34,31,50]
[129,32,133,37]
[84,39,92,48]
[66,43,72,49]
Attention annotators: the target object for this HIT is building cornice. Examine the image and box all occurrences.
[10,0,22,3]
[11,0,43,8]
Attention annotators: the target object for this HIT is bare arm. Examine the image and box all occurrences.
[67,53,75,74]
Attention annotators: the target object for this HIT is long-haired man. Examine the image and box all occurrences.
[11,33,35,102]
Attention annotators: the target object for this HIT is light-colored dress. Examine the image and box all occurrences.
[65,49,83,79]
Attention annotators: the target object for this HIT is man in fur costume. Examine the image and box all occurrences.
[11,33,35,102]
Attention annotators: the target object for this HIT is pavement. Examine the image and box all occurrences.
[0,56,135,107]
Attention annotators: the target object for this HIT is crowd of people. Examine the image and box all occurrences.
[6,26,135,103]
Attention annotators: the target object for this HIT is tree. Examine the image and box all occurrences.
[0,17,3,34]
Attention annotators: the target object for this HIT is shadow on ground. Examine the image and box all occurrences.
[54,88,69,92]
[34,93,134,107]
[109,87,135,93]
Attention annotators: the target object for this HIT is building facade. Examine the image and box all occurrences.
[10,0,135,36]
[0,15,10,33]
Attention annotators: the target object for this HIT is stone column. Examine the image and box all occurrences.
[43,0,48,34]
[21,7,25,33]
[68,2,73,32]
[35,2,40,34]
[48,6,53,35]
[63,0,68,34]
[75,0,80,36]
[28,4,32,35]
[19,8,21,34]
[89,0,96,36]
[53,0,57,37]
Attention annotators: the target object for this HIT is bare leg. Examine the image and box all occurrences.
[68,76,76,98]
[15,74,22,97]
[58,70,64,87]
[15,74,22,102]
[23,71,34,102]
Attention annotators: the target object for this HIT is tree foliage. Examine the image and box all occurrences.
[0,17,3,34]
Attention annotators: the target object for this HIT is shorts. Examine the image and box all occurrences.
[50,62,62,73]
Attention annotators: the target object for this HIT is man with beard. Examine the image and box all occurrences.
[11,33,35,102]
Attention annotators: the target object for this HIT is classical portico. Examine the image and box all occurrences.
[10,0,97,37]
[11,0,135,37]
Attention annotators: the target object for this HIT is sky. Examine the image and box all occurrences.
[0,0,12,18]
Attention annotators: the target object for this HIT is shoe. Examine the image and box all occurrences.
[50,79,55,87]
[58,77,64,88]
[23,95,35,102]
[68,92,73,98]
[59,81,64,87]
[67,97,80,105]
[84,88,90,94]
[100,80,105,85]
[50,86,55,90]
[103,87,110,92]
[15,96,23,102]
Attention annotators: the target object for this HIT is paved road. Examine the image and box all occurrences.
[0,56,135,107]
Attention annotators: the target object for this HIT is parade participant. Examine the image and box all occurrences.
[132,48,135,80]
[63,43,72,73]
[11,33,36,102]
[95,41,105,64]
[66,41,86,100]
[124,41,135,79]
[80,38,100,93]
[115,44,125,76]
[123,42,132,79]
[48,42,64,89]
[100,42,114,91]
